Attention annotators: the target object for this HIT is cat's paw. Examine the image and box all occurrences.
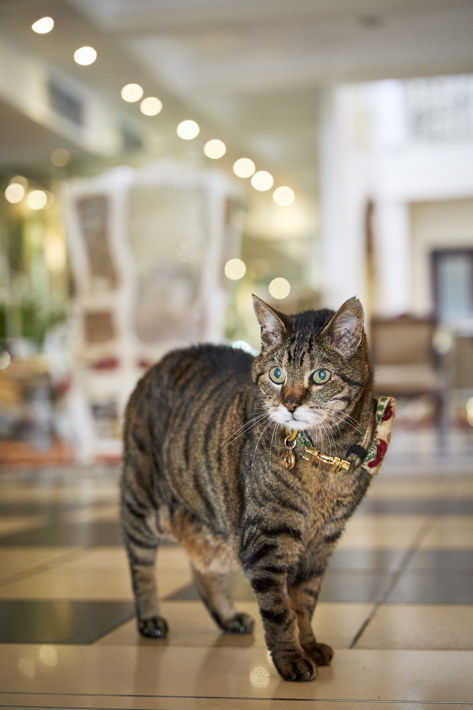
[272,651,317,682]
[303,641,334,666]
[138,616,169,639]
[220,612,255,635]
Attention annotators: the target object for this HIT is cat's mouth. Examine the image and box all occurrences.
[270,406,313,430]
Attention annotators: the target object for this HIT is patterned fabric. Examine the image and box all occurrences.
[361,396,396,476]
[294,396,396,476]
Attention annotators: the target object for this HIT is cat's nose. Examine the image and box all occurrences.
[283,398,300,412]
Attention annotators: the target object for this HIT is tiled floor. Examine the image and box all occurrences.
[0,436,472,709]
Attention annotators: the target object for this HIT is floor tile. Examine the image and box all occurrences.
[0,600,133,643]
[56,544,185,572]
[0,645,471,702]
[337,515,427,549]
[358,497,473,515]
[0,521,124,546]
[365,479,449,499]
[330,548,406,571]
[449,478,473,497]
[419,516,473,549]
[96,600,373,651]
[386,571,473,604]
[63,504,120,523]
[357,604,473,650]
[0,696,467,710]
[0,484,119,504]
[0,516,48,537]
[319,571,395,603]
[406,549,473,571]
[51,546,129,570]
[0,501,86,516]
[165,570,394,604]
[0,547,80,572]
[0,567,192,601]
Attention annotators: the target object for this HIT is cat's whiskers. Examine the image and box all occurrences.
[252,418,275,469]
[328,410,365,438]
[269,421,279,468]
[319,419,334,456]
[219,412,270,454]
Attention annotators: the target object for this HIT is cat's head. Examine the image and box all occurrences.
[251,295,372,432]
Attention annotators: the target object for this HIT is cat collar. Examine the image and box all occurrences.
[283,396,396,476]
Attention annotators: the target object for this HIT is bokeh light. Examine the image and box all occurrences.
[233,158,255,178]
[251,171,274,192]
[224,258,246,280]
[51,148,70,167]
[44,236,66,272]
[5,183,25,204]
[432,330,453,354]
[177,120,200,140]
[74,47,97,66]
[32,17,54,34]
[269,277,291,299]
[466,397,473,427]
[11,176,28,189]
[140,97,163,116]
[273,186,295,206]
[0,352,11,370]
[204,139,226,159]
[27,190,48,210]
[121,83,143,102]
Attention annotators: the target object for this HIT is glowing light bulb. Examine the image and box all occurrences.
[251,171,274,192]
[204,139,226,159]
[32,17,54,34]
[140,97,163,116]
[74,47,97,66]
[177,120,200,140]
[233,158,255,178]
[224,259,246,281]
[273,186,295,206]
[269,277,290,299]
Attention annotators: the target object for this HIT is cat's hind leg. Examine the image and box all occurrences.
[191,563,255,634]
[121,493,168,639]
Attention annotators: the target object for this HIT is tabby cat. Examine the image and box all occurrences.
[121,295,377,682]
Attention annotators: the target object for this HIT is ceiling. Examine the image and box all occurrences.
[0,0,473,236]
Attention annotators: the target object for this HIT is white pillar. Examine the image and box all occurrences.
[375,200,411,315]
[318,86,369,310]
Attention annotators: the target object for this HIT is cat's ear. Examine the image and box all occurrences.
[322,297,365,357]
[252,295,290,349]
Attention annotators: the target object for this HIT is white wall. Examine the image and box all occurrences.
[410,199,473,314]
[318,78,473,318]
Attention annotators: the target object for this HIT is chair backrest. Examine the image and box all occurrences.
[451,334,473,389]
[370,315,437,366]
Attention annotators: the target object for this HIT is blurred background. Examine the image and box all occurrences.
[0,0,473,465]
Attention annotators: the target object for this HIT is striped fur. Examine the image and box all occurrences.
[121,296,374,682]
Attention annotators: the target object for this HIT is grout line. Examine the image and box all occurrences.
[0,694,472,705]
[348,512,438,649]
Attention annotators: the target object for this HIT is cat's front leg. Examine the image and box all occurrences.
[248,570,316,682]
[288,572,333,667]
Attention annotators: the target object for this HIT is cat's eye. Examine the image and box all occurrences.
[313,369,331,384]
[269,366,286,384]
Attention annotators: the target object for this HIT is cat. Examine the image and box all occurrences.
[121,295,379,682]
